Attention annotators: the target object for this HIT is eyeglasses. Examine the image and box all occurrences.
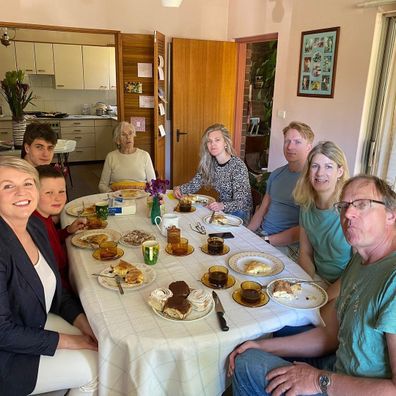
[333,199,386,214]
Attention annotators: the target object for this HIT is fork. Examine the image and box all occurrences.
[77,201,85,217]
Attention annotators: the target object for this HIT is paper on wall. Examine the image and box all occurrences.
[139,96,154,108]
[131,116,146,132]
[158,55,164,68]
[158,103,165,116]
[158,125,166,137]
[158,67,164,81]
[138,63,153,78]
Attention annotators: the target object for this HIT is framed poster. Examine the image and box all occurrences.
[297,27,340,98]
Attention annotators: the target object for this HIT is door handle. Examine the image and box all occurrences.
[176,129,188,142]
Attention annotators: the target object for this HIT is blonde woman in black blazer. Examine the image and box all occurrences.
[0,156,97,396]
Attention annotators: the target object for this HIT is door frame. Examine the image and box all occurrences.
[233,33,278,156]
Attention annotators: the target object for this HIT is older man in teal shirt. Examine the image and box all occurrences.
[229,175,396,395]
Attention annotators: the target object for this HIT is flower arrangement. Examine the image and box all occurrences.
[1,70,35,121]
[145,179,169,198]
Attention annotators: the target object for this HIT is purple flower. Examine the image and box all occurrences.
[145,179,169,197]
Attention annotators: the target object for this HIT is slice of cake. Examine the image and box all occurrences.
[245,260,271,274]
[148,288,173,311]
[272,280,302,300]
[169,280,190,298]
[163,295,192,319]
[187,289,212,312]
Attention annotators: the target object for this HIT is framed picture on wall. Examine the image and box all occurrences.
[297,27,340,98]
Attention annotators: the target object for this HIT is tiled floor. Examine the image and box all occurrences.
[66,161,103,201]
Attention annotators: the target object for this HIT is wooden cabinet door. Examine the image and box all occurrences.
[83,46,109,90]
[35,43,54,74]
[172,38,237,186]
[0,42,16,80]
[15,42,35,74]
[53,44,84,89]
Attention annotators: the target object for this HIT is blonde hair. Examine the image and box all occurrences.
[113,121,136,147]
[0,156,39,187]
[293,141,349,209]
[283,121,315,144]
[198,124,235,186]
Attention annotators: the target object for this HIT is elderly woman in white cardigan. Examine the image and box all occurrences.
[98,121,156,192]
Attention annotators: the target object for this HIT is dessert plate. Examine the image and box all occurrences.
[151,299,214,322]
[266,278,328,310]
[119,229,156,248]
[96,264,156,291]
[71,229,121,249]
[185,194,215,206]
[66,202,96,217]
[202,213,243,227]
[174,205,196,213]
[92,247,124,261]
[232,289,269,308]
[228,252,284,277]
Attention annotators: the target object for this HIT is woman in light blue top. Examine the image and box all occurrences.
[293,141,352,298]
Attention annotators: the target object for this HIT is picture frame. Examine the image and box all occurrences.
[297,27,340,98]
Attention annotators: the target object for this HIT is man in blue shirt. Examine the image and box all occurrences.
[248,121,314,248]
[229,175,396,396]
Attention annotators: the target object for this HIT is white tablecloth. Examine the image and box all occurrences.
[61,193,322,396]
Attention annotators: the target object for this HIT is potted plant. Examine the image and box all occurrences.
[0,70,35,147]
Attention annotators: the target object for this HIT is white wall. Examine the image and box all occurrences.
[228,0,379,174]
[0,0,230,40]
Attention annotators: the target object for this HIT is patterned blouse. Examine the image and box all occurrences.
[179,156,252,214]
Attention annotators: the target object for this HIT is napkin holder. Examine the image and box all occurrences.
[108,198,136,216]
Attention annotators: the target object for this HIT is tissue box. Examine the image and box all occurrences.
[108,198,136,216]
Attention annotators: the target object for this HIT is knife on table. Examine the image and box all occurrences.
[114,275,124,295]
[212,291,229,331]
[209,210,216,224]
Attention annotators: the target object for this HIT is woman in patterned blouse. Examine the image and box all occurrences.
[174,124,252,222]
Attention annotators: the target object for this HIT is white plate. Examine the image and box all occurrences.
[151,298,214,322]
[97,264,156,291]
[119,229,156,248]
[266,278,328,310]
[228,251,284,277]
[71,229,122,249]
[202,213,243,227]
[185,194,215,206]
[112,189,148,200]
[66,202,96,217]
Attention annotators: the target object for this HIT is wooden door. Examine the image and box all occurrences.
[172,38,237,186]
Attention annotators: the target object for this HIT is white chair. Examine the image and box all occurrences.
[54,140,76,186]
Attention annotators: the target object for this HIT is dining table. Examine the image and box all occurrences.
[61,192,324,396]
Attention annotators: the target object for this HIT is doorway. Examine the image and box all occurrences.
[234,34,278,178]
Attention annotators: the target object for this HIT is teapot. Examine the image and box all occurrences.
[155,213,180,236]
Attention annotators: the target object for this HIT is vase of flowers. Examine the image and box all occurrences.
[145,179,169,224]
[1,70,35,148]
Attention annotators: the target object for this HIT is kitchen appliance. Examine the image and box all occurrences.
[81,104,91,115]
[95,102,107,116]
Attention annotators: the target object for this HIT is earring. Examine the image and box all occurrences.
[225,145,228,149]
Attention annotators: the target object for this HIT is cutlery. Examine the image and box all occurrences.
[208,210,216,224]
[212,291,229,331]
[92,273,116,279]
[115,275,124,295]
[77,201,86,217]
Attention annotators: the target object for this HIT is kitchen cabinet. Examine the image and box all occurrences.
[15,42,54,75]
[0,42,16,80]
[60,119,95,161]
[95,119,114,160]
[34,43,55,74]
[83,46,109,90]
[109,47,116,90]
[53,44,84,89]
[0,120,13,142]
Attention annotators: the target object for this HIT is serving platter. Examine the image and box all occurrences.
[266,278,328,310]
[119,230,156,248]
[228,251,284,277]
[97,264,156,292]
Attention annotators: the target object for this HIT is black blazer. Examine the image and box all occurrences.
[0,216,82,396]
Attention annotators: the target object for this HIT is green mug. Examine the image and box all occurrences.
[95,201,109,220]
[142,240,160,265]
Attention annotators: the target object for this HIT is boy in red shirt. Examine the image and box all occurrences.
[33,165,86,290]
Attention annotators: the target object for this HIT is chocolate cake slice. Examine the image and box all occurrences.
[169,280,190,297]
[163,295,192,319]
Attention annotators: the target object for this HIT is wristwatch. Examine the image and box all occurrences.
[318,373,331,395]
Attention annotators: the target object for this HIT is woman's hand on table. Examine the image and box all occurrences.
[58,333,98,351]
[66,218,87,234]
[227,340,262,377]
[207,201,225,212]
[173,186,183,199]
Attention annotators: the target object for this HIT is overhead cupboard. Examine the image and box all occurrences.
[0,41,116,90]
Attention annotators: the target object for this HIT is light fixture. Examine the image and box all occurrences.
[0,27,16,47]
[356,0,396,7]
[161,0,183,7]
